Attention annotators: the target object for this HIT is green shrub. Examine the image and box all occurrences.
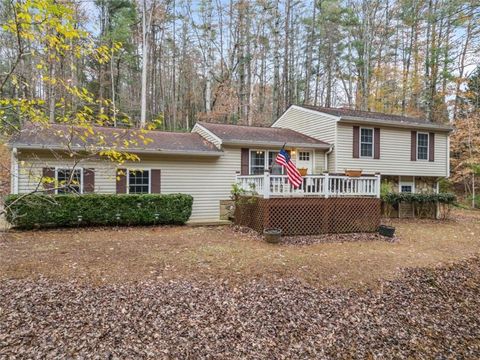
[4,193,193,229]
[466,194,480,209]
[381,192,456,206]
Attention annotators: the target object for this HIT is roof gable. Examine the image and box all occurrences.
[196,121,330,149]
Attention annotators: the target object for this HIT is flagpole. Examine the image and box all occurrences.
[272,143,287,174]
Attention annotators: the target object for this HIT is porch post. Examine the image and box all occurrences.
[263,169,270,199]
[375,172,381,198]
[323,171,329,198]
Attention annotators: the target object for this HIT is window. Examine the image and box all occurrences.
[128,170,150,194]
[268,151,285,175]
[250,150,287,175]
[250,151,265,175]
[56,168,82,194]
[298,151,310,161]
[400,177,414,193]
[417,133,429,160]
[360,128,373,158]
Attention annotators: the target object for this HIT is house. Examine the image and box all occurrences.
[272,105,452,194]
[8,105,452,223]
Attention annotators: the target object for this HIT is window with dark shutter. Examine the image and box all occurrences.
[151,169,161,193]
[241,148,249,175]
[429,133,435,162]
[84,168,95,193]
[42,167,55,194]
[411,131,417,161]
[116,168,127,194]
[352,126,360,158]
[374,128,380,159]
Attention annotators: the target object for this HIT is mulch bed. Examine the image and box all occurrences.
[1,258,479,358]
[232,225,398,245]
[281,232,398,245]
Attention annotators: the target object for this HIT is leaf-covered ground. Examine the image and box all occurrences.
[1,209,479,358]
[1,208,480,288]
[1,258,480,358]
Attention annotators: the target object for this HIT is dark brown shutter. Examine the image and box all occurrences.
[429,132,435,162]
[151,169,161,193]
[116,168,127,194]
[352,126,360,158]
[42,167,55,194]
[374,128,380,159]
[411,131,417,161]
[83,168,95,193]
[241,148,249,175]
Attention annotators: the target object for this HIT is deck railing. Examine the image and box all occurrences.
[236,172,381,198]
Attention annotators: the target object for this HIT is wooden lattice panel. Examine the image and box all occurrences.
[235,197,381,236]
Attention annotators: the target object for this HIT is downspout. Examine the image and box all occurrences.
[324,145,334,172]
[11,147,19,194]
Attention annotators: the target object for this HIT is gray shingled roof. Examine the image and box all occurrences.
[298,105,453,131]
[197,121,331,149]
[10,123,222,155]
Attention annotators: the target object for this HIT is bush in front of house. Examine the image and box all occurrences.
[381,192,457,206]
[381,192,456,219]
[4,193,193,229]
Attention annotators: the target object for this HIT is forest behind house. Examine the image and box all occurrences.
[1,0,480,202]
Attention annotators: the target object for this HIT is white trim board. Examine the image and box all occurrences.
[192,123,223,148]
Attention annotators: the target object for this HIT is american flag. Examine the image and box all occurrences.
[275,148,303,188]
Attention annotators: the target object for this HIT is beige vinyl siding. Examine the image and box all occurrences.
[272,106,337,172]
[336,123,448,176]
[191,124,222,148]
[16,148,241,222]
[17,154,116,194]
[314,150,325,173]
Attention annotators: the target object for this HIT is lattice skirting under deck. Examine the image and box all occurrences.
[234,197,381,236]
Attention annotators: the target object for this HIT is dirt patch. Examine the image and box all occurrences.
[1,208,480,288]
[1,258,479,358]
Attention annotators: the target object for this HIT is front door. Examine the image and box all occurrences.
[296,150,313,175]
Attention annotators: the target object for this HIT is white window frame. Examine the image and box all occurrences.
[55,167,84,194]
[399,176,415,193]
[417,132,429,161]
[298,151,311,162]
[249,150,267,175]
[359,127,374,159]
[127,169,151,194]
[249,149,288,175]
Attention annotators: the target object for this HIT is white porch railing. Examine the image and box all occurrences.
[236,172,381,198]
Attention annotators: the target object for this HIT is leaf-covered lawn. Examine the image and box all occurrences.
[1,258,479,358]
[1,209,480,357]
[1,209,479,288]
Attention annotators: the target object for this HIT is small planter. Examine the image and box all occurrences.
[378,225,395,238]
[298,168,308,176]
[264,228,282,243]
[345,169,363,177]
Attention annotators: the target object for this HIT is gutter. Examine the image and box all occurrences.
[339,116,453,132]
[11,147,19,194]
[9,143,224,157]
[222,140,331,150]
